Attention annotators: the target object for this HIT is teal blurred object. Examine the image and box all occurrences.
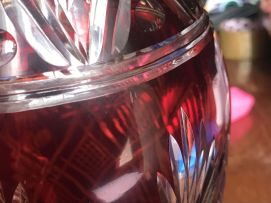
[209,3,260,28]
[205,0,244,13]
[205,0,259,14]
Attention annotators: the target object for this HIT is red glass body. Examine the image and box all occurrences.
[0,38,229,202]
[0,1,229,202]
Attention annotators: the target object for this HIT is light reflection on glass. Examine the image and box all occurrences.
[92,172,143,203]
[89,0,108,64]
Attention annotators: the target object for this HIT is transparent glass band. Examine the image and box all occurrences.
[0,15,211,113]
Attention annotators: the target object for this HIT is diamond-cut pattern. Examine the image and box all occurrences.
[12,183,29,203]
[0,182,29,203]
[162,108,217,203]
[157,172,177,203]
[0,182,5,203]
[0,0,107,66]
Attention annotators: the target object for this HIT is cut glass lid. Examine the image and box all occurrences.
[0,0,204,79]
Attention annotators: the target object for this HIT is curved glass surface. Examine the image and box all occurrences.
[0,1,230,203]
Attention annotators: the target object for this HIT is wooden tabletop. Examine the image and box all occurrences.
[223,59,271,203]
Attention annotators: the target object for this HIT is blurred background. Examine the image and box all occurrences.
[204,0,271,202]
